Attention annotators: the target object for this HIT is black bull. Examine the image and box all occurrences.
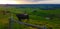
[16,14,29,22]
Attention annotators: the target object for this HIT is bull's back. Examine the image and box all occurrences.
[16,14,29,19]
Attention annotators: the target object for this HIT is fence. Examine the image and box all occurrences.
[8,11,48,29]
[9,16,46,29]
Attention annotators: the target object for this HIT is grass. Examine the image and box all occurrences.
[0,7,60,29]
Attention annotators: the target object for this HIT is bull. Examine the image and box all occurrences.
[16,13,29,22]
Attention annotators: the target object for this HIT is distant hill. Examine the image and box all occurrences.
[0,4,60,10]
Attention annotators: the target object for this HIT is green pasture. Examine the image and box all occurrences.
[0,7,60,29]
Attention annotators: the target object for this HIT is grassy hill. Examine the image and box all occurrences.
[0,6,60,29]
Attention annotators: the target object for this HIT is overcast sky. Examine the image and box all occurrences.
[0,0,60,4]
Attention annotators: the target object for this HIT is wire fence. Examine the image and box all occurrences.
[9,16,46,29]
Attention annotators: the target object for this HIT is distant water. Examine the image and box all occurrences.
[7,4,60,10]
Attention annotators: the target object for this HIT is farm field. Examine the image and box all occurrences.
[0,6,60,29]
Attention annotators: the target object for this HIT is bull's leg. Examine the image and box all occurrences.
[18,18,22,22]
[26,18,29,23]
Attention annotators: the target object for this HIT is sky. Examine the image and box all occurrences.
[0,0,60,4]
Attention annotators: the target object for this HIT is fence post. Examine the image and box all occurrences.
[9,16,14,29]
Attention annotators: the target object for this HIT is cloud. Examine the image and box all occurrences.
[38,0,60,4]
[21,0,46,2]
[16,0,45,1]
[0,0,60,4]
[16,0,60,4]
[14,0,50,4]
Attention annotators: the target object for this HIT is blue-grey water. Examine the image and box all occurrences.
[7,4,60,10]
